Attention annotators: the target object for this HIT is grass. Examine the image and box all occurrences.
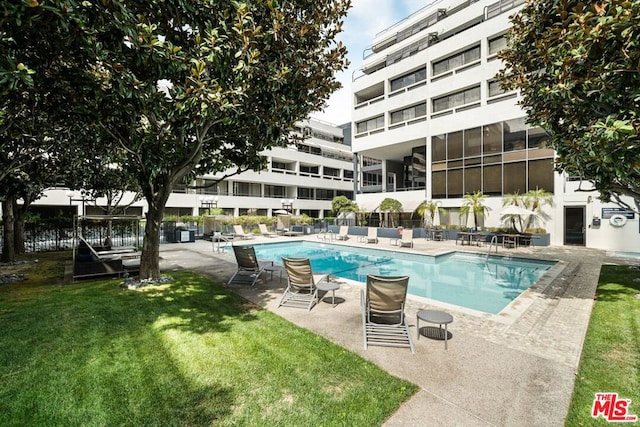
[566,265,640,426]
[0,252,417,426]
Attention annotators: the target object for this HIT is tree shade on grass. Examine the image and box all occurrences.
[0,257,416,426]
[566,265,640,425]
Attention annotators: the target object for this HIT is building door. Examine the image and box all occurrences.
[564,206,585,246]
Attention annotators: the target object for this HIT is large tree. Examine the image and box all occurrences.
[6,1,350,278]
[91,1,350,279]
[499,1,640,209]
[1,0,102,261]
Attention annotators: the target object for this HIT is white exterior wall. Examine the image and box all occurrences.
[32,118,353,219]
[351,0,640,252]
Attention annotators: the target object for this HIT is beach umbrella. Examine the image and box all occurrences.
[466,212,476,229]
[433,208,441,227]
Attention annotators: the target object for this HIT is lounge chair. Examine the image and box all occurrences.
[227,245,273,286]
[365,227,379,244]
[233,224,255,240]
[335,225,349,240]
[399,229,414,248]
[258,223,277,238]
[74,236,140,280]
[361,274,414,353]
[279,257,320,311]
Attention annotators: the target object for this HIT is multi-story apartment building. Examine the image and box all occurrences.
[350,0,639,251]
[36,118,353,220]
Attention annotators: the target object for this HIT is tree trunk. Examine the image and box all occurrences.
[105,220,113,248]
[139,191,170,279]
[13,198,26,254]
[1,199,16,263]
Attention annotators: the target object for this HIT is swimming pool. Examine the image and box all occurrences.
[251,241,555,314]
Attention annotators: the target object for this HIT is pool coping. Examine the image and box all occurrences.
[241,238,567,326]
[158,235,608,426]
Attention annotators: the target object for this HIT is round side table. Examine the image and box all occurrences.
[316,278,340,307]
[416,309,454,350]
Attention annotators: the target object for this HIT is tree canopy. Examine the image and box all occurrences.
[499,0,640,208]
[4,1,350,277]
[460,191,490,230]
[331,195,358,216]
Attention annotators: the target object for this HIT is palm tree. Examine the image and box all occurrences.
[460,191,490,231]
[380,197,403,228]
[501,192,525,232]
[523,188,554,231]
[417,200,442,227]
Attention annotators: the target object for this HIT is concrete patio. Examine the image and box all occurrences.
[157,234,621,426]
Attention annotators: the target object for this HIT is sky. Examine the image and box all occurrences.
[310,0,428,125]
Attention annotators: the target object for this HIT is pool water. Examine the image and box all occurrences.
[251,241,555,314]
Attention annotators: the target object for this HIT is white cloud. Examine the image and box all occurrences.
[311,0,423,125]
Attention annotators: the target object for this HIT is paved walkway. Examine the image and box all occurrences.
[157,234,619,426]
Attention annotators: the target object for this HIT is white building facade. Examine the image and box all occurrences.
[37,118,353,220]
[351,0,639,251]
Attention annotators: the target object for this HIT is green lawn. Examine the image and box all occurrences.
[566,265,640,426]
[0,253,417,426]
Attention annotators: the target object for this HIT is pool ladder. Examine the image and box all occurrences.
[486,235,499,258]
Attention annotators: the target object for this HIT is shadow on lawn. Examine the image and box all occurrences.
[0,272,254,424]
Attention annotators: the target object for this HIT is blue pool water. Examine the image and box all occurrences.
[251,241,555,314]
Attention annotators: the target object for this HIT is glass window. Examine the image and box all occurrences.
[488,80,505,97]
[465,86,480,103]
[483,122,502,154]
[362,172,383,186]
[264,185,285,198]
[528,127,550,149]
[464,127,482,157]
[503,162,527,194]
[447,169,463,198]
[431,134,447,162]
[390,67,426,92]
[432,171,446,198]
[323,167,339,177]
[528,159,554,193]
[356,115,385,134]
[432,46,480,76]
[297,187,313,199]
[433,60,449,76]
[390,102,427,124]
[483,164,502,195]
[432,85,480,112]
[316,189,334,200]
[447,131,463,160]
[489,35,507,55]
[464,46,481,63]
[503,118,527,152]
[300,165,319,174]
[464,167,482,194]
[433,96,450,112]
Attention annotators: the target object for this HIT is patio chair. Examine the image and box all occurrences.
[365,227,379,244]
[227,245,273,286]
[258,223,277,238]
[361,274,414,353]
[278,257,320,311]
[335,225,350,240]
[399,229,414,248]
[233,224,255,240]
[75,236,141,273]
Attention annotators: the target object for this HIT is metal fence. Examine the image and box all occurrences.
[0,217,143,254]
